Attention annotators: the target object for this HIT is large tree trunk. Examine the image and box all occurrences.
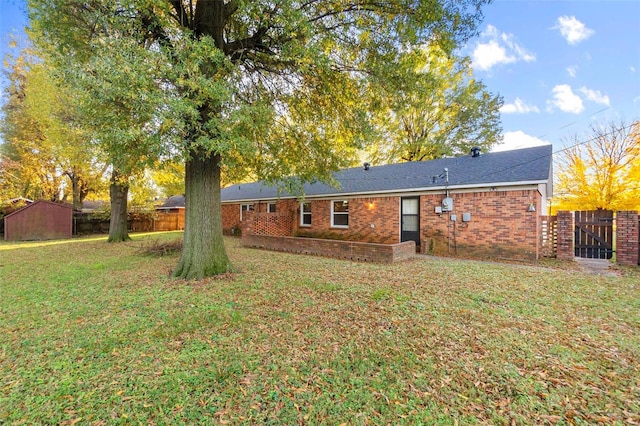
[108,171,130,242]
[173,152,231,279]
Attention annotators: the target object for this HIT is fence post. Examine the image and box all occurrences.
[616,211,639,266]
[556,211,575,261]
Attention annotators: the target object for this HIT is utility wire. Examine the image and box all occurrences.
[464,122,638,185]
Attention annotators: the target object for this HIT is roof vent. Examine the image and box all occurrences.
[363,162,370,171]
[471,147,481,158]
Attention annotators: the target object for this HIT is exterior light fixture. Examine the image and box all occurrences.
[527,203,536,212]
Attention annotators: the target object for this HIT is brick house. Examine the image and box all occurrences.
[221,145,553,260]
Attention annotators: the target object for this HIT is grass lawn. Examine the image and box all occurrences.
[1,232,639,424]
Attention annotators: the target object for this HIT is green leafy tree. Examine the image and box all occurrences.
[366,42,502,163]
[30,12,171,242]
[553,120,640,212]
[22,62,108,210]
[1,50,107,208]
[1,51,65,202]
[151,161,185,198]
[84,47,168,243]
[30,0,491,278]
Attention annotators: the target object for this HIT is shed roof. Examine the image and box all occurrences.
[221,145,553,202]
[4,199,73,219]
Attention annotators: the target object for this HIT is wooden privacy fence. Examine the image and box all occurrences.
[130,212,185,232]
[73,211,184,235]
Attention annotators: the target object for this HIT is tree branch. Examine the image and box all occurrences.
[169,0,192,28]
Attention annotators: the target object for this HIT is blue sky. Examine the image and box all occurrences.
[1,0,639,153]
[465,0,640,152]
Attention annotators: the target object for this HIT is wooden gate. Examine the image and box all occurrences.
[574,210,614,259]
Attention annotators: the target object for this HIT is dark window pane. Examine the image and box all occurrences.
[333,213,349,226]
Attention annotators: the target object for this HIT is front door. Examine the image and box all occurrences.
[401,197,420,247]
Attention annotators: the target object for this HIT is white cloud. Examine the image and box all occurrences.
[579,86,610,106]
[472,40,512,71]
[472,25,535,71]
[500,98,540,114]
[566,65,578,78]
[547,84,584,114]
[554,16,594,45]
[492,131,551,152]
[631,66,636,73]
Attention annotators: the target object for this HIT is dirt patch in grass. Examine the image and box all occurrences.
[1,233,639,424]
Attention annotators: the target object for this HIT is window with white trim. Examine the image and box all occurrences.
[300,202,312,226]
[240,203,254,221]
[267,202,277,213]
[331,200,349,228]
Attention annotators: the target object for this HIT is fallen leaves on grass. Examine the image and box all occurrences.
[1,234,639,424]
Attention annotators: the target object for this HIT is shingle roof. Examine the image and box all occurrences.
[157,195,186,209]
[221,145,553,202]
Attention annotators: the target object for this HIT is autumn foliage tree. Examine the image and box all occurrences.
[367,42,503,163]
[30,0,492,279]
[1,50,106,207]
[1,51,64,202]
[553,120,640,212]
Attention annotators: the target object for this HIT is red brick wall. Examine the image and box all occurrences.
[223,200,299,235]
[556,211,575,261]
[295,196,400,244]
[242,234,415,263]
[616,210,639,266]
[420,190,541,260]
[227,188,543,260]
[243,212,294,236]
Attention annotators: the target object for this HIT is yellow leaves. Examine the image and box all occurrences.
[554,120,640,212]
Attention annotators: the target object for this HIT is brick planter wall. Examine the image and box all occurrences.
[616,211,639,266]
[556,211,575,261]
[241,234,416,263]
